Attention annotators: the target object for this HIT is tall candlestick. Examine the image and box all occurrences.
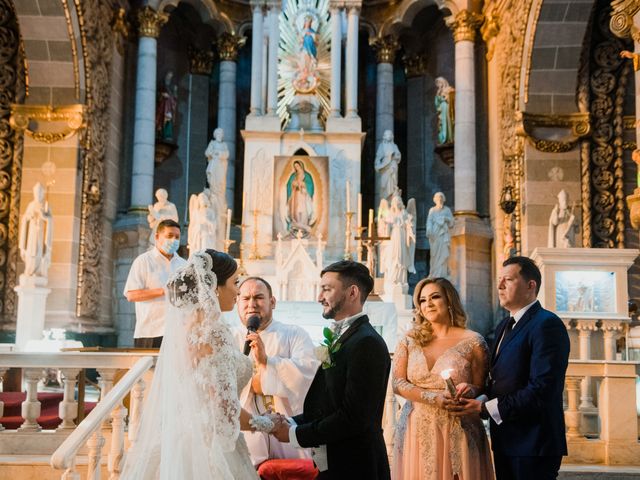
[357,193,362,228]
[346,181,351,212]
[225,208,232,242]
[368,208,374,234]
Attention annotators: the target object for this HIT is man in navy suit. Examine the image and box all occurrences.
[449,256,570,480]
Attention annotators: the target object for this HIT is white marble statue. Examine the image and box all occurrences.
[374,130,401,203]
[147,188,179,246]
[188,192,218,253]
[381,193,416,286]
[548,189,578,248]
[205,127,229,199]
[435,77,455,145]
[19,183,53,278]
[426,192,454,278]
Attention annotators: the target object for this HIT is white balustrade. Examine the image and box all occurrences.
[564,376,582,439]
[127,377,146,447]
[58,368,81,430]
[108,402,127,479]
[87,430,106,479]
[20,368,44,431]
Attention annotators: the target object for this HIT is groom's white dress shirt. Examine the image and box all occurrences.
[288,311,366,472]
[233,319,318,466]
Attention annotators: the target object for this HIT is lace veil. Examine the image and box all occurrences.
[121,251,237,480]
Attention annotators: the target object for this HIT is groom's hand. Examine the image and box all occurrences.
[446,397,482,417]
[272,418,291,442]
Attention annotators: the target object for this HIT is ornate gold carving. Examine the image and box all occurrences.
[136,6,168,38]
[112,7,130,56]
[73,0,117,320]
[518,112,591,138]
[531,139,578,153]
[588,5,632,248]
[610,0,640,39]
[623,115,637,129]
[61,0,81,100]
[216,32,246,62]
[626,188,640,229]
[620,50,640,71]
[188,45,214,75]
[480,11,500,61]
[0,0,24,323]
[369,35,400,64]
[9,104,86,144]
[577,37,591,248]
[446,10,483,43]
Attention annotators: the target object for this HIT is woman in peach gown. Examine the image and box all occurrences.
[392,277,494,480]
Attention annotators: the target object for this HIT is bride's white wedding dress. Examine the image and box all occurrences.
[121,254,258,479]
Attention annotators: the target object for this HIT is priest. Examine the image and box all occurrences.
[234,276,319,466]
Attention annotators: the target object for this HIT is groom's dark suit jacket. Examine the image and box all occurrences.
[292,315,391,480]
[488,301,570,457]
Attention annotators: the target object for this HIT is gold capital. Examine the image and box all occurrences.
[610,0,640,39]
[137,6,168,38]
[370,35,400,64]
[402,54,427,78]
[217,32,247,62]
[480,12,500,60]
[189,45,214,75]
[447,10,483,43]
[10,104,85,144]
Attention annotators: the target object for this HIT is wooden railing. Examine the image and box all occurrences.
[50,356,154,479]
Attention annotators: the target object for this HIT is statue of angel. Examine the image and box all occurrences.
[426,191,454,278]
[381,193,416,286]
[19,183,53,278]
[188,192,218,253]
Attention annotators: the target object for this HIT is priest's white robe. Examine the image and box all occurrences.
[233,319,319,466]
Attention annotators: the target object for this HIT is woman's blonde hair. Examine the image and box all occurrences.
[409,277,467,346]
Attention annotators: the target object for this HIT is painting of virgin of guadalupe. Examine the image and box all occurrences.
[286,160,316,236]
[274,156,328,240]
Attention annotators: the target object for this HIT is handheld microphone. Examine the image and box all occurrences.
[243,315,261,356]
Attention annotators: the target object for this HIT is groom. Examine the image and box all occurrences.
[272,261,391,479]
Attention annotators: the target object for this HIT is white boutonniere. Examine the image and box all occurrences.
[315,327,342,369]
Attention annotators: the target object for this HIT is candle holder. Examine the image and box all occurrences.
[250,209,263,260]
[440,369,457,397]
[355,220,389,290]
[355,226,366,262]
[343,211,354,260]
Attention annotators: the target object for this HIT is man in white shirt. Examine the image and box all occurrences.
[234,277,319,466]
[234,277,320,466]
[124,219,187,348]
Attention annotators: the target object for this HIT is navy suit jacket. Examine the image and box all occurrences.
[487,301,570,457]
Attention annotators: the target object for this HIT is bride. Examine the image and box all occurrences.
[121,249,277,479]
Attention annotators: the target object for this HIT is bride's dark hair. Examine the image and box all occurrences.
[205,249,237,286]
[166,250,237,307]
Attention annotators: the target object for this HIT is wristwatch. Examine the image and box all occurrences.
[480,401,489,420]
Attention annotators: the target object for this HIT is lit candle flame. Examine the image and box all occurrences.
[440,369,453,380]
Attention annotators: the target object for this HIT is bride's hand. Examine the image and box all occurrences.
[454,382,475,401]
[265,412,288,432]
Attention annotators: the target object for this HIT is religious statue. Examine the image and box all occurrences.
[548,189,578,248]
[293,15,319,93]
[285,159,316,237]
[205,127,229,201]
[435,77,455,145]
[188,192,218,253]
[426,192,454,278]
[381,193,416,286]
[156,70,178,141]
[374,130,402,203]
[147,188,179,246]
[19,183,53,278]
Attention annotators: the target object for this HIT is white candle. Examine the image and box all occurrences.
[368,208,374,236]
[440,369,457,397]
[226,208,232,241]
[346,181,351,212]
[357,193,362,228]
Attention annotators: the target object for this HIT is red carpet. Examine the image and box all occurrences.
[0,392,96,429]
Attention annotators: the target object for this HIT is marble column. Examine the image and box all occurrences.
[371,35,399,147]
[250,2,265,116]
[345,5,360,118]
[267,3,280,116]
[329,4,342,117]
[130,6,168,211]
[447,10,493,336]
[217,33,245,210]
[447,10,482,214]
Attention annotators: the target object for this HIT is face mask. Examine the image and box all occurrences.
[160,239,180,256]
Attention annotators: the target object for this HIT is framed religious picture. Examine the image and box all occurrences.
[273,155,329,240]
